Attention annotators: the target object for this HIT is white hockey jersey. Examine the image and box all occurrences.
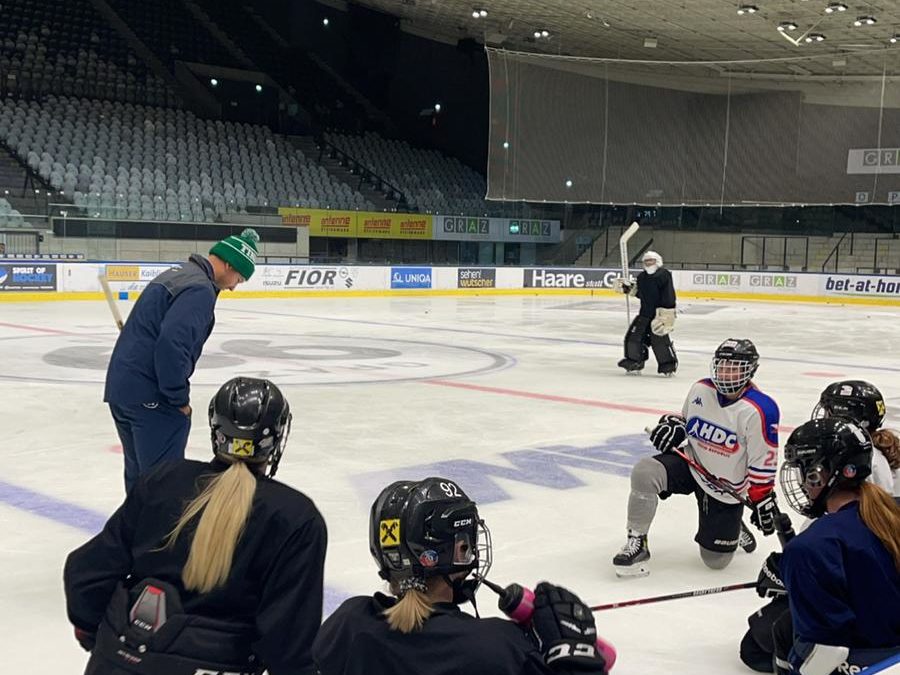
[681,379,780,505]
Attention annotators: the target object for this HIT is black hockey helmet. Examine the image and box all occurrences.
[812,380,886,432]
[780,418,873,518]
[208,377,292,478]
[369,477,491,598]
[710,338,760,395]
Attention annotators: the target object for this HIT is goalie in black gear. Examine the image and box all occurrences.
[615,251,678,375]
[314,477,612,675]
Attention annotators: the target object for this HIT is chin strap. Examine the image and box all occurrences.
[444,575,480,618]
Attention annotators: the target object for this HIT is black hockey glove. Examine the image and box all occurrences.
[649,414,687,453]
[74,626,96,652]
[532,582,606,673]
[750,492,778,536]
[756,552,786,598]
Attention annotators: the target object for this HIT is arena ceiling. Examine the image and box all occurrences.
[349,1,900,76]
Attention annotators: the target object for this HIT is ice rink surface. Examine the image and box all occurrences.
[3,294,899,673]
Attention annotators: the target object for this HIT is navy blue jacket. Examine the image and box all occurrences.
[104,255,219,408]
[782,501,900,664]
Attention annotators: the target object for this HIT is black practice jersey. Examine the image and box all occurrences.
[636,268,676,318]
[314,593,564,675]
[64,459,327,675]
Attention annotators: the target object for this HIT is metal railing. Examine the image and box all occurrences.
[741,235,810,270]
[821,232,850,272]
[316,137,410,211]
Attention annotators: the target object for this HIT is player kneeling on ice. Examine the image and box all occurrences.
[314,477,615,675]
[776,418,900,675]
[739,380,900,673]
[613,338,780,577]
[614,251,678,376]
[64,377,327,675]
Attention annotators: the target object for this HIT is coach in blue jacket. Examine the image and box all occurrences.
[104,228,260,492]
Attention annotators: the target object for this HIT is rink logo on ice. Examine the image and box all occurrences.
[691,273,740,287]
[686,416,739,454]
[824,275,900,297]
[351,434,649,504]
[524,268,617,289]
[391,267,432,289]
[0,264,57,291]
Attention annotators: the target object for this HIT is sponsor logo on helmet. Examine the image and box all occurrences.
[230,438,255,457]
[842,464,858,478]
[379,519,400,548]
[453,517,474,528]
[419,550,439,568]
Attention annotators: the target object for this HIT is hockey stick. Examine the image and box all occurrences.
[590,581,755,612]
[618,221,640,327]
[99,274,124,331]
[644,426,796,547]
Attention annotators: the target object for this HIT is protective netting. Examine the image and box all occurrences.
[487,48,900,206]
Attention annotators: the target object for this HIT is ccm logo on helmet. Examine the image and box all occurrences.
[453,518,473,528]
[687,417,738,450]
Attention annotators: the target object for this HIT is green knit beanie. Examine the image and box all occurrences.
[209,228,260,280]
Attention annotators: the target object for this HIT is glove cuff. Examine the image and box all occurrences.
[544,640,606,672]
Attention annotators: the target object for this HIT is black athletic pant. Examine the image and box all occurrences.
[623,315,678,373]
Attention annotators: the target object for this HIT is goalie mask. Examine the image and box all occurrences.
[642,251,663,275]
[780,418,872,518]
[812,380,886,432]
[710,338,759,396]
[208,377,292,478]
[370,477,491,604]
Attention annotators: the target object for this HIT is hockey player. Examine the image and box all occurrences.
[614,250,677,375]
[739,380,899,673]
[65,377,327,675]
[778,418,900,675]
[314,477,613,675]
[813,380,900,496]
[104,228,259,493]
[613,338,780,576]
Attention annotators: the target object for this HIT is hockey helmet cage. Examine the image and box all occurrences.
[711,338,760,395]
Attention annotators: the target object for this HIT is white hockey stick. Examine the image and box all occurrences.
[619,221,640,327]
[99,274,125,331]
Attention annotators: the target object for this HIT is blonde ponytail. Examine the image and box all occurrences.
[383,582,435,633]
[871,428,900,471]
[858,481,900,571]
[164,461,257,593]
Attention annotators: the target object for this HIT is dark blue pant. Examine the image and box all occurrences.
[109,402,191,493]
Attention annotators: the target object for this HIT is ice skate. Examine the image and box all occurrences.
[739,521,757,553]
[613,530,650,577]
[618,358,644,374]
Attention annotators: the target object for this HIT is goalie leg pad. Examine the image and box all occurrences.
[650,333,678,374]
[624,316,651,363]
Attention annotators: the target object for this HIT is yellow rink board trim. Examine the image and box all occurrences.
[1,288,899,306]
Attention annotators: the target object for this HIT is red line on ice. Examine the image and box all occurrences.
[425,379,796,434]
[0,321,74,335]
[802,371,845,378]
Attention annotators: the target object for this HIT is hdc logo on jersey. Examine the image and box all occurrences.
[687,416,738,454]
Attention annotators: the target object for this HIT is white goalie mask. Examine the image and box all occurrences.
[643,251,663,275]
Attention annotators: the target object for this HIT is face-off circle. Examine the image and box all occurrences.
[0,332,514,386]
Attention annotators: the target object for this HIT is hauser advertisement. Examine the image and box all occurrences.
[524,268,618,289]
[257,265,359,290]
[0,263,57,291]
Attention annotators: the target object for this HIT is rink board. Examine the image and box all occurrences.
[0,262,899,305]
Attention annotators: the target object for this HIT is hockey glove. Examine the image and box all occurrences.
[74,626,96,652]
[756,552,786,598]
[750,492,778,536]
[649,414,687,453]
[532,582,606,673]
[650,307,676,336]
[613,276,637,296]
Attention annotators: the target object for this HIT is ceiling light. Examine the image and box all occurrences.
[804,33,826,42]
[853,15,876,26]
[255,84,262,92]
[643,37,658,48]
[737,5,758,15]
[210,78,218,86]
[777,21,798,32]
[434,103,442,113]
[479,9,487,17]
[541,29,550,38]
[533,30,541,38]
[322,18,329,26]
[502,141,509,149]
[891,34,900,44]
[825,3,847,13]
[565,179,573,188]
